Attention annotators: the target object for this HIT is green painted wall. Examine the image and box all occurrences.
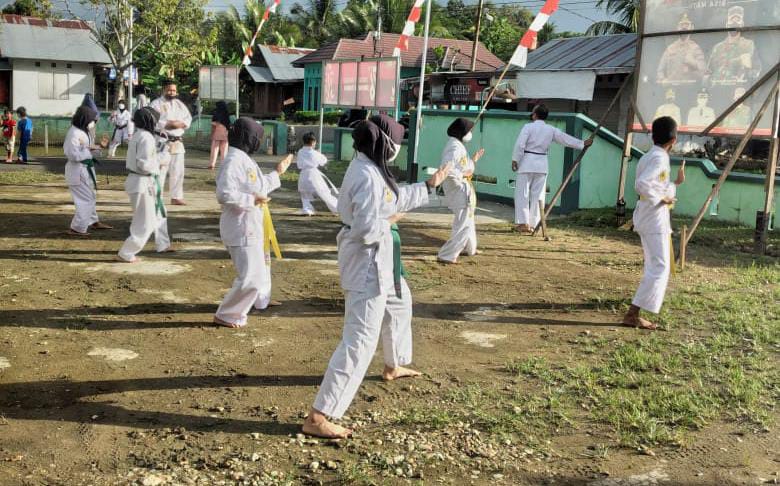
[408,109,779,227]
[335,126,408,174]
[303,64,322,111]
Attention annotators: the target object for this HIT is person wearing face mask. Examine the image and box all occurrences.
[108,100,133,158]
[511,104,592,234]
[302,115,451,439]
[707,6,758,86]
[117,107,173,262]
[437,118,484,264]
[64,106,113,237]
[686,89,716,127]
[213,118,293,328]
[150,79,193,205]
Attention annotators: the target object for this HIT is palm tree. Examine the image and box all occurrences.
[586,0,639,35]
[337,0,452,41]
[289,0,336,45]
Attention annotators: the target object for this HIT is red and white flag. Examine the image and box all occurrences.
[508,0,559,68]
[242,0,282,66]
[392,0,426,58]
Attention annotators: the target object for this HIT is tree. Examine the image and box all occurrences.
[1,0,54,18]
[289,0,336,46]
[479,16,522,61]
[586,0,639,34]
[65,0,212,104]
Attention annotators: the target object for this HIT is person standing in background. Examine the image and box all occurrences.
[151,79,192,205]
[15,107,32,164]
[209,101,230,170]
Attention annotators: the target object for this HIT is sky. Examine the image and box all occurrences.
[2,0,615,34]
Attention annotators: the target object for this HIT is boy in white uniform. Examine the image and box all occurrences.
[303,115,450,439]
[623,116,685,330]
[151,79,192,205]
[64,106,113,237]
[437,118,484,264]
[108,100,133,158]
[117,107,172,262]
[295,132,338,215]
[511,104,592,233]
[213,118,292,328]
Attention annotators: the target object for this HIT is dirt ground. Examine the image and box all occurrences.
[0,152,778,486]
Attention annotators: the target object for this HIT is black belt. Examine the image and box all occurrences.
[166,135,183,142]
[128,169,152,176]
[116,124,127,129]
[524,150,547,155]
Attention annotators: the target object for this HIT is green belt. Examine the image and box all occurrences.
[390,223,406,298]
[128,169,166,218]
[79,158,98,190]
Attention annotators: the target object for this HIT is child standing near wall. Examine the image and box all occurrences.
[15,107,32,164]
[2,109,16,163]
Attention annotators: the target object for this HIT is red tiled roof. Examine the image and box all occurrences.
[294,33,504,72]
[264,45,315,56]
[0,14,90,30]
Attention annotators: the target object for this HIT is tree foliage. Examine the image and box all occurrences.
[1,0,55,18]
[586,0,639,34]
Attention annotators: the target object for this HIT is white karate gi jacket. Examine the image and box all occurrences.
[337,152,429,295]
[632,145,676,235]
[296,146,329,194]
[111,109,133,133]
[63,126,94,186]
[216,147,281,247]
[512,120,584,174]
[125,130,160,194]
[440,137,474,210]
[150,97,192,153]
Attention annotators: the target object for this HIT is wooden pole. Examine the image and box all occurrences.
[681,80,779,255]
[531,74,633,236]
[538,199,549,241]
[755,72,780,254]
[470,0,485,72]
[411,0,433,169]
[680,225,687,270]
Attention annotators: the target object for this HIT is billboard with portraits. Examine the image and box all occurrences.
[633,1,780,137]
[322,58,399,110]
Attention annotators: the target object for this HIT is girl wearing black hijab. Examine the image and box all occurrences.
[63,105,112,236]
[118,107,173,262]
[303,114,451,439]
[437,117,485,263]
[213,118,293,328]
[209,101,231,169]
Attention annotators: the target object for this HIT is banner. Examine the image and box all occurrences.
[323,58,399,110]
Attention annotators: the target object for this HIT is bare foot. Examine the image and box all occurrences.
[90,222,113,230]
[267,300,282,307]
[437,258,458,265]
[302,414,352,439]
[171,199,186,206]
[116,255,138,263]
[213,316,244,329]
[208,164,216,170]
[383,365,422,381]
[158,246,176,253]
[622,316,658,330]
[67,229,90,237]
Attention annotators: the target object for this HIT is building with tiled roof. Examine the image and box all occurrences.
[244,45,314,117]
[293,32,504,111]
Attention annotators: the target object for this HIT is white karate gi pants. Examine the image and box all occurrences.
[438,207,477,262]
[314,272,413,419]
[299,184,338,215]
[632,232,671,314]
[108,127,131,157]
[68,181,98,233]
[514,172,546,226]
[118,191,170,260]
[215,244,272,327]
[168,153,185,201]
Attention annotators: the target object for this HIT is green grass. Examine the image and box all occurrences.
[0,170,62,185]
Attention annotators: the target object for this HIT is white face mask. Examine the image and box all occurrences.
[87,121,96,129]
[462,132,473,143]
[118,104,126,111]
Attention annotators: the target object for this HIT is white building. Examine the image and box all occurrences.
[0,14,110,116]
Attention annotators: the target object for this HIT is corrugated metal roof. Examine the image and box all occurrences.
[294,33,504,72]
[513,33,636,74]
[246,65,275,83]
[257,45,313,82]
[0,15,110,64]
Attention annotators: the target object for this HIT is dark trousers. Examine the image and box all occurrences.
[17,139,29,162]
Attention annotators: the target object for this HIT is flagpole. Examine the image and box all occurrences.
[411,0,433,173]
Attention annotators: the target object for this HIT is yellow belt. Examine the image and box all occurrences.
[464,175,477,209]
[260,203,282,259]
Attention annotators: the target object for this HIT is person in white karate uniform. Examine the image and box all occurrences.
[511,104,592,233]
[437,118,485,264]
[295,132,338,215]
[624,116,685,330]
[64,106,113,237]
[108,100,133,158]
[151,79,192,205]
[117,107,173,262]
[303,115,451,439]
[212,118,293,328]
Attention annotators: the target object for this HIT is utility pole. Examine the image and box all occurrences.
[127,0,134,113]
[470,0,485,72]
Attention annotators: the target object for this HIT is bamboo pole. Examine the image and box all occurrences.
[531,75,633,236]
[755,72,780,254]
[681,80,779,255]
[538,199,549,241]
[680,225,687,270]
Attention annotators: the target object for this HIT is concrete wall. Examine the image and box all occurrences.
[407,109,779,227]
[11,59,94,117]
[335,126,409,174]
